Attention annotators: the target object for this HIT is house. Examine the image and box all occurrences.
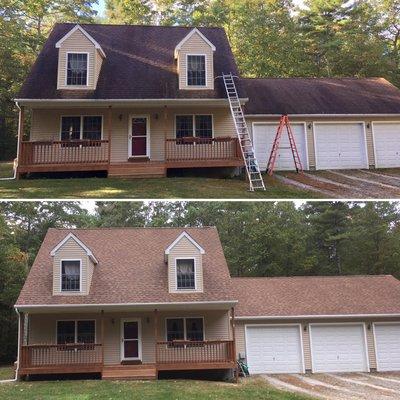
[14,227,400,380]
[15,23,400,179]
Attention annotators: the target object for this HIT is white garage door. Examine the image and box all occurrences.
[374,323,400,371]
[314,123,368,170]
[373,123,400,168]
[310,324,368,373]
[246,325,304,374]
[253,123,308,170]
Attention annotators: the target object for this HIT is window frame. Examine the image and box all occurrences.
[186,54,207,87]
[165,316,205,343]
[59,115,103,141]
[65,51,89,87]
[174,114,214,140]
[56,319,96,345]
[60,259,82,293]
[175,257,196,291]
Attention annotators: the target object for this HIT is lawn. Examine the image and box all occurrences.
[0,365,14,380]
[0,375,311,400]
[0,163,317,199]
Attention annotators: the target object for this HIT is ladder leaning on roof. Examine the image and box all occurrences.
[220,73,266,191]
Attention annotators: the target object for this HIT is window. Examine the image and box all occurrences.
[61,260,81,292]
[82,116,102,140]
[60,116,102,142]
[176,115,193,139]
[67,53,88,86]
[195,115,212,138]
[175,115,213,140]
[61,116,81,141]
[57,320,95,344]
[176,259,195,290]
[166,317,204,343]
[187,55,206,86]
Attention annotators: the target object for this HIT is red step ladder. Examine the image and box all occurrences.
[266,115,303,175]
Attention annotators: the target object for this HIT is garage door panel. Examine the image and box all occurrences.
[373,123,400,168]
[375,324,400,371]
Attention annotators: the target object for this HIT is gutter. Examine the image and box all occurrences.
[235,313,400,320]
[244,113,400,118]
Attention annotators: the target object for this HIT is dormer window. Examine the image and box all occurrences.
[61,260,81,292]
[176,258,195,289]
[187,55,206,86]
[66,53,88,86]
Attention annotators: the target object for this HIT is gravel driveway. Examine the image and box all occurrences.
[275,169,400,198]
[263,372,400,400]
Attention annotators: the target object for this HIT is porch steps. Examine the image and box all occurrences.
[108,162,166,178]
[102,364,157,380]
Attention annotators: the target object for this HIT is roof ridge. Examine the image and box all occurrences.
[231,274,393,279]
[242,77,384,81]
[48,226,217,230]
[56,22,224,30]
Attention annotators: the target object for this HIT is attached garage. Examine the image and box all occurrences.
[314,122,368,170]
[374,323,400,371]
[310,324,369,373]
[252,123,308,170]
[245,325,304,374]
[372,123,400,168]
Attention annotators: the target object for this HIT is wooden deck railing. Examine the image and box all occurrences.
[19,140,109,166]
[156,340,235,365]
[20,343,103,368]
[165,137,240,162]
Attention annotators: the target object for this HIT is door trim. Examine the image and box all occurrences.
[128,115,150,158]
[120,318,142,361]
[372,322,400,371]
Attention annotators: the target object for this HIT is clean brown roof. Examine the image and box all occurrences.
[18,23,245,100]
[243,77,400,115]
[232,275,400,317]
[16,227,234,306]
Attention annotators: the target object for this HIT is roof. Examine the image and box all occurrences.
[16,227,234,307]
[232,275,400,318]
[243,77,400,115]
[18,23,245,100]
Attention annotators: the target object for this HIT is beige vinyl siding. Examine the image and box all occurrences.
[57,29,97,90]
[94,50,104,86]
[52,237,90,295]
[168,235,203,293]
[177,31,214,90]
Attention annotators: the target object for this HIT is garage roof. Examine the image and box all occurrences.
[243,77,400,115]
[233,275,400,318]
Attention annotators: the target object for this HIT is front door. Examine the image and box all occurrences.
[121,318,141,361]
[129,116,149,157]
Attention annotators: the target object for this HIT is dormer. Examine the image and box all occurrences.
[175,28,216,91]
[165,231,205,293]
[55,25,106,90]
[50,233,98,296]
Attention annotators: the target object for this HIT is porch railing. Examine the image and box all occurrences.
[19,140,109,166]
[20,343,103,368]
[156,340,235,365]
[165,137,240,162]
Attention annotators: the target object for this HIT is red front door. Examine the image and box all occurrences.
[130,117,148,157]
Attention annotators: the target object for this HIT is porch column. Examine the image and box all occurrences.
[163,106,167,161]
[17,311,24,378]
[16,105,25,178]
[107,106,112,167]
[154,309,158,365]
[101,310,105,365]
[231,307,238,382]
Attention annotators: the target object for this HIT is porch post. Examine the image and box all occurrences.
[16,105,25,179]
[17,311,24,378]
[154,309,158,366]
[101,310,105,365]
[107,106,112,167]
[163,106,167,162]
[231,307,238,382]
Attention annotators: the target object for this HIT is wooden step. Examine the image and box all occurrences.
[108,162,166,178]
[102,364,157,381]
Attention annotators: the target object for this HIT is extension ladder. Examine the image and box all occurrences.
[266,115,303,175]
[221,73,266,191]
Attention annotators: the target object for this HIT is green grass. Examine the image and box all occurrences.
[0,162,14,179]
[0,376,312,400]
[0,163,317,199]
[0,365,15,380]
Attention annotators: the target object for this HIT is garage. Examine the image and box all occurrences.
[372,122,400,168]
[310,324,369,373]
[253,123,308,170]
[374,323,400,371]
[314,122,368,170]
[245,325,304,374]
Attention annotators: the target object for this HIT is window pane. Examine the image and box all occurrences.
[57,321,75,344]
[61,116,81,141]
[124,321,139,340]
[186,318,204,341]
[176,259,195,289]
[61,260,80,291]
[67,53,87,85]
[176,116,193,138]
[166,318,184,341]
[195,115,212,138]
[77,320,95,343]
[187,55,206,86]
[83,116,102,140]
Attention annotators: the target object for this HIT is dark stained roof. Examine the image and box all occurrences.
[232,275,400,317]
[16,227,234,306]
[18,23,245,100]
[243,77,400,115]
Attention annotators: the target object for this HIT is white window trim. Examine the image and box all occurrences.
[65,52,90,87]
[55,319,97,344]
[175,257,197,291]
[186,54,207,87]
[59,115,103,142]
[165,316,205,342]
[128,114,151,158]
[60,259,82,293]
[173,114,214,140]
[120,318,142,361]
